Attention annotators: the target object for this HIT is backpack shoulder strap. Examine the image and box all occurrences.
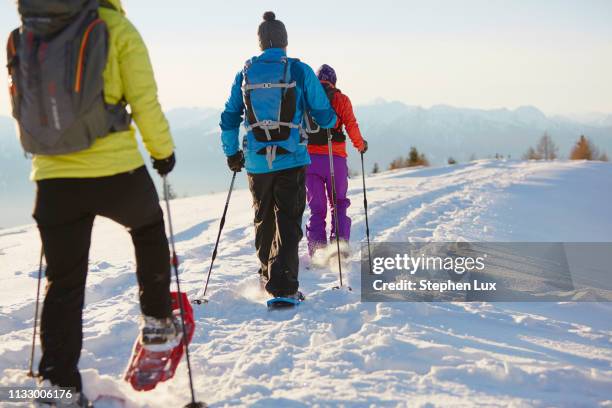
[283,57,299,74]
[281,56,290,83]
[323,83,340,105]
[241,58,255,84]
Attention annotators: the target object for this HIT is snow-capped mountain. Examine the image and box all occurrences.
[351,101,612,171]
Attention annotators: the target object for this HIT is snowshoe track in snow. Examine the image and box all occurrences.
[1,160,611,406]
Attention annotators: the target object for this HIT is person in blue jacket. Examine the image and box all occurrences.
[219,11,337,300]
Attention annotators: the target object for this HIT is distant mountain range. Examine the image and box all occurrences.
[160,102,612,174]
[1,102,611,228]
[352,101,612,170]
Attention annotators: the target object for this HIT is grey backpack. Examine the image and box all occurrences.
[6,0,130,155]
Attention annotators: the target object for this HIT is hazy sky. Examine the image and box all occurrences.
[1,0,611,116]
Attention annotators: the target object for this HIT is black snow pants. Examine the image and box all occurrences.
[248,166,306,297]
[33,166,172,391]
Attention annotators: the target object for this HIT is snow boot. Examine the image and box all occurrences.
[286,290,305,302]
[140,315,182,351]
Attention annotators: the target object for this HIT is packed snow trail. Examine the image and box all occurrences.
[1,160,611,407]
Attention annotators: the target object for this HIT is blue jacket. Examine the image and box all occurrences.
[220,48,337,174]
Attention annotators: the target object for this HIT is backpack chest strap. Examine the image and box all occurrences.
[243,81,296,92]
[245,120,300,131]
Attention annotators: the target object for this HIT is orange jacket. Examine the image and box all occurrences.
[307,81,365,157]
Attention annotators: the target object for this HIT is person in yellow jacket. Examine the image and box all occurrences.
[9,0,179,400]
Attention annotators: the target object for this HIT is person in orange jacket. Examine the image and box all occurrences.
[305,64,368,257]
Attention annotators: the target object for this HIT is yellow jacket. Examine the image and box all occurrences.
[31,0,173,181]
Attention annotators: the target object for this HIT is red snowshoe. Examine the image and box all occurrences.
[124,292,195,391]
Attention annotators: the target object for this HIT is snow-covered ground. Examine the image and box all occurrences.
[1,160,611,407]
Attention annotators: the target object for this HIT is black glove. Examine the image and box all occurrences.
[227,150,245,172]
[152,152,176,176]
[359,140,368,154]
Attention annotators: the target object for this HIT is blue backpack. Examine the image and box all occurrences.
[242,56,305,169]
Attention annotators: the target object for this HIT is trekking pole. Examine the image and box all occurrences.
[27,246,44,377]
[327,130,350,290]
[162,176,206,408]
[192,171,237,305]
[360,152,373,273]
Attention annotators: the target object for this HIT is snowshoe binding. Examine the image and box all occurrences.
[267,291,305,309]
[141,315,182,352]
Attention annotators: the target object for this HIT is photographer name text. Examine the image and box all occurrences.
[372,279,496,292]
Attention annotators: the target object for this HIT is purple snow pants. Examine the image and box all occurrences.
[305,154,351,256]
